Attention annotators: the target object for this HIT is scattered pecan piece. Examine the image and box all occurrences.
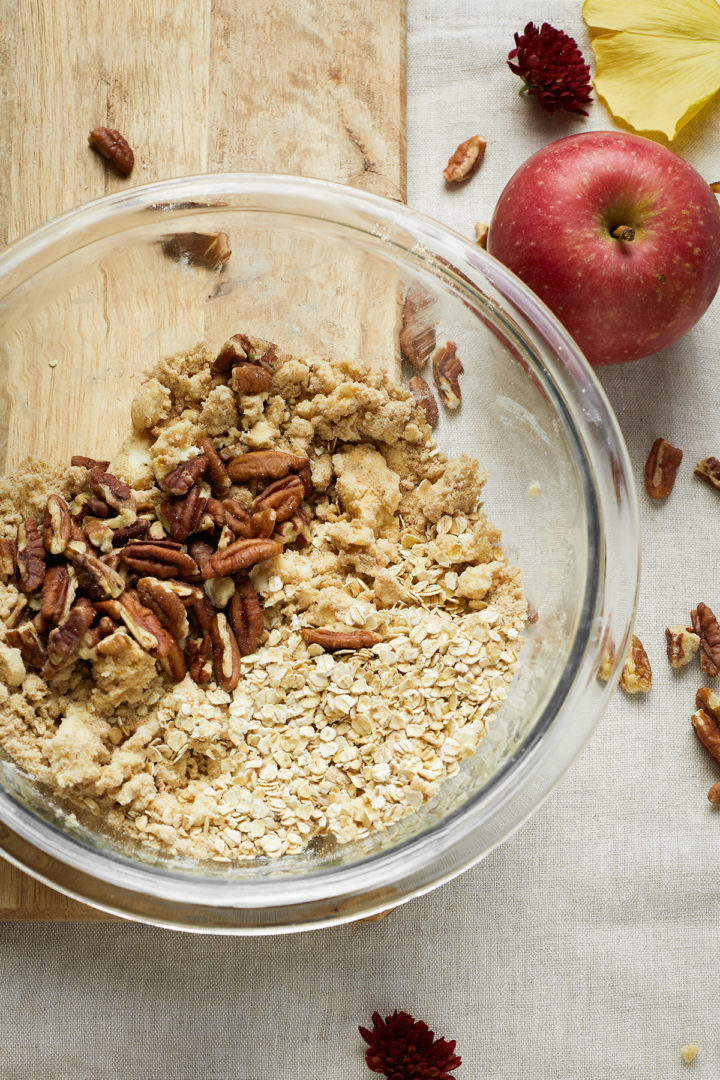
[229,578,264,656]
[443,134,486,183]
[204,538,282,579]
[691,706,720,764]
[88,126,134,175]
[160,453,208,496]
[227,450,309,483]
[691,603,720,678]
[45,598,95,671]
[400,283,436,371]
[252,475,304,522]
[210,613,241,691]
[186,635,213,685]
[230,363,273,395]
[162,232,231,270]
[694,456,720,493]
[409,375,439,429]
[619,633,652,694]
[665,625,700,668]
[5,622,46,669]
[301,627,380,651]
[708,781,720,804]
[136,577,189,641]
[644,438,683,499]
[0,537,16,580]
[212,333,278,376]
[432,341,464,410]
[66,541,125,600]
[118,541,198,581]
[16,519,46,593]
[70,455,110,471]
[41,565,75,625]
[162,485,208,543]
[197,437,231,497]
[474,222,489,248]
[43,495,72,555]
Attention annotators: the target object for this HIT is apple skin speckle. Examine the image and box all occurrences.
[487,131,720,365]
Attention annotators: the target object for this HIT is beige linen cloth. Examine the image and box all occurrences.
[2,3,720,1077]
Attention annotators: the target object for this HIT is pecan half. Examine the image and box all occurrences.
[252,475,304,522]
[16,519,46,593]
[694,456,720,493]
[249,507,277,538]
[162,485,208,543]
[708,781,720,804]
[83,517,115,553]
[160,453,208,496]
[197,437,231,497]
[210,613,241,691]
[223,500,252,537]
[691,603,720,678]
[432,341,464,410]
[227,450,309,483]
[96,592,169,658]
[0,538,16,580]
[70,455,110,471]
[5,622,46,668]
[400,282,436,371]
[136,577,189,641]
[162,232,231,270]
[619,633,652,693]
[229,578,264,656]
[66,542,125,600]
[41,565,75,625]
[212,333,278,376]
[409,375,439,428]
[665,625,700,668]
[186,635,213,685]
[301,627,380,650]
[43,495,72,555]
[696,686,720,722]
[88,127,134,175]
[112,518,150,545]
[118,541,198,580]
[443,134,486,183]
[644,438,683,499]
[46,598,95,671]
[691,706,720,764]
[230,363,272,395]
[204,538,282,579]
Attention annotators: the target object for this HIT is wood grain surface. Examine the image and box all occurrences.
[0,0,406,920]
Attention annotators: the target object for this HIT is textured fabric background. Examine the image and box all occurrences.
[3,2,720,1077]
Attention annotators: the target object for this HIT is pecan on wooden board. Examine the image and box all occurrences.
[443,134,486,183]
[644,438,682,499]
[409,375,439,429]
[162,232,231,270]
[619,633,652,694]
[691,603,720,678]
[694,456,720,492]
[400,283,436,371]
[88,127,134,176]
[301,627,381,651]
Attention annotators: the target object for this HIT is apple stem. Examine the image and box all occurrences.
[611,225,635,242]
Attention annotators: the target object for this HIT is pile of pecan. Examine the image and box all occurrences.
[0,335,317,694]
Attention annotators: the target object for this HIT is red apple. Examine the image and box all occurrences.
[487,131,720,366]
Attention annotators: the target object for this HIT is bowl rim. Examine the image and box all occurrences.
[0,173,640,931]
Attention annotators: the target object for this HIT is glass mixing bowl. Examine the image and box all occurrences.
[0,175,638,932]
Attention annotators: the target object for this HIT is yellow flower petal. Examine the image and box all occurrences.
[583,0,720,140]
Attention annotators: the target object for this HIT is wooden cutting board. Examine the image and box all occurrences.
[0,0,406,920]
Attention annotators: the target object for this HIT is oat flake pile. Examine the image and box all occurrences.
[0,334,525,861]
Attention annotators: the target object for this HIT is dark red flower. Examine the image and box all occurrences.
[359,1010,461,1079]
[508,21,593,116]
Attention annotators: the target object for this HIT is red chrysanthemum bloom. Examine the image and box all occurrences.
[508,21,593,116]
[359,1010,462,1079]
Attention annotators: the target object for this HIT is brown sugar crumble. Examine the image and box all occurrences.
[0,335,525,862]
